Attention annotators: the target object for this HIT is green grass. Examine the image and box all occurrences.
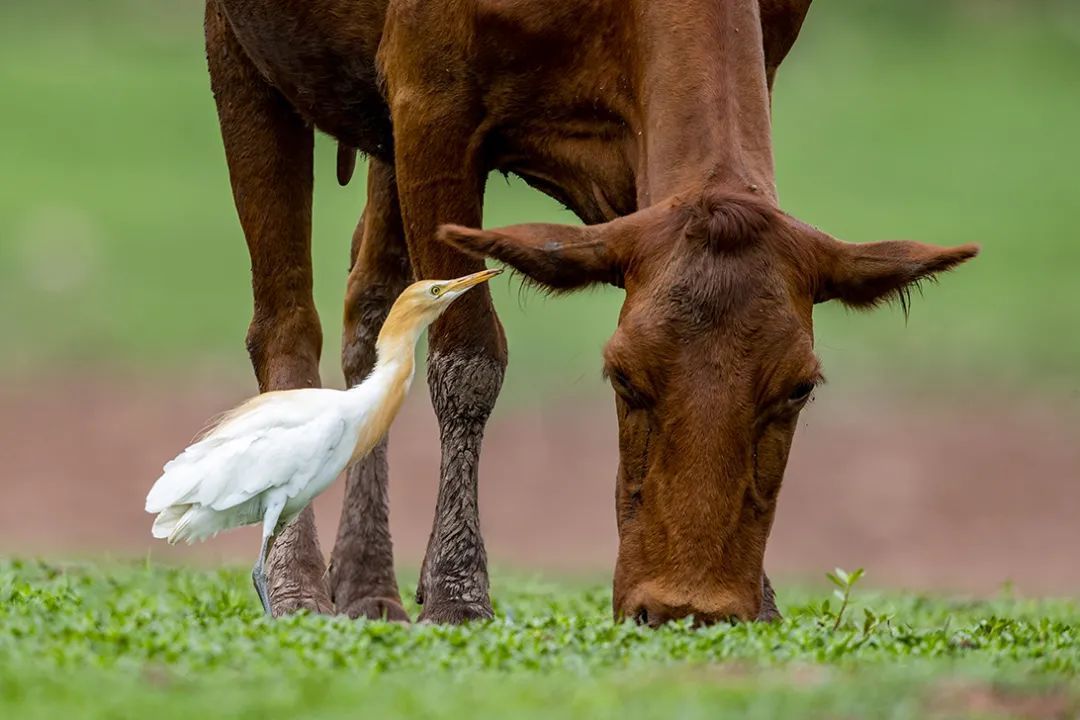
[1,559,1078,718]
[1,2,1079,402]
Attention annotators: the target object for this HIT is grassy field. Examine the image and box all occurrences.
[1,559,1077,719]
[1,2,1079,401]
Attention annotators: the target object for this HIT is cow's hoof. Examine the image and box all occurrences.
[417,599,494,624]
[269,587,334,617]
[340,596,411,623]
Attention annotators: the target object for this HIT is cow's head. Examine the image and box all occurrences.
[440,189,977,625]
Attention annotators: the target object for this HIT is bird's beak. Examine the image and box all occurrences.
[444,267,502,292]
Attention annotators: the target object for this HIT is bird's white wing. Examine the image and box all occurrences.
[199,389,344,442]
[145,390,354,513]
[205,412,350,510]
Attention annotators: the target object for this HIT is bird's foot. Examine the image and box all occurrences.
[339,596,411,623]
[252,567,272,616]
[417,598,493,624]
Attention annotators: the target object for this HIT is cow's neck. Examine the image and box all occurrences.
[634,0,777,207]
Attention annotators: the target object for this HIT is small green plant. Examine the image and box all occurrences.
[825,567,865,630]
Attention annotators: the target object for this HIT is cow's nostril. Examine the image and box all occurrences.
[634,607,649,626]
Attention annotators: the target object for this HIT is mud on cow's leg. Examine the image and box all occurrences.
[416,341,505,622]
[206,0,332,616]
[329,158,413,622]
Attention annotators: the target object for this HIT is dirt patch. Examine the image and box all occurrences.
[2,376,1078,596]
[929,681,1075,719]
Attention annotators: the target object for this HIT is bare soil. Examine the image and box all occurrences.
[2,376,1078,596]
[928,681,1075,720]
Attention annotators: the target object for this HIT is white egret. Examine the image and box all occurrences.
[145,268,501,614]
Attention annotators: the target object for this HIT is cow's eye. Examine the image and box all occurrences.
[607,367,649,409]
[788,381,816,403]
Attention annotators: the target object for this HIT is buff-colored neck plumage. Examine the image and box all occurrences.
[345,287,440,462]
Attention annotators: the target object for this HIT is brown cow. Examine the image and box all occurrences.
[205,0,976,624]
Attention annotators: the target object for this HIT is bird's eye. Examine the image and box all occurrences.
[430,286,441,296]
[788,381,816,403]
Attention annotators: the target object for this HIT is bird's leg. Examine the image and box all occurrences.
[252,532,273,616]
[329,159,412,622]
[253,498,287,616]
[206,1,331,617]
[388,82,507,623]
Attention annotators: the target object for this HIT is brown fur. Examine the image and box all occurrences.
[204,0,976,624]
[441,192,977,626]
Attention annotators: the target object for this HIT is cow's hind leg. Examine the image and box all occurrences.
[329,158,413,621]
[206,0,332,615]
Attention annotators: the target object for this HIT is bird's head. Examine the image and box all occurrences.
[378,268,503,346]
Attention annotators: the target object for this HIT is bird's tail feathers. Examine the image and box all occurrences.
[145,463,199,513]
[151,505,191,543]
[157,504,233,545]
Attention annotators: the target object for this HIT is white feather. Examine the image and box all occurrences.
[145,388,373,544]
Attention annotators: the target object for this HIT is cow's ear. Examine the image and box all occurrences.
[438,216,640,292]
[813,238,979,309]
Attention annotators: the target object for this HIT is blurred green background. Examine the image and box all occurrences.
[2,0,1078,404]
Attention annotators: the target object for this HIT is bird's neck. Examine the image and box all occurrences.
[364,303,430,394]
[343,332,420,463]
[369,334,418,393]
[371,302,428,378]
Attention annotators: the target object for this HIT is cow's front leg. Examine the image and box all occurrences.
[390,94,507,624]
[206,1,331,615]
[329,158,413,621]
[416,310,506,623]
